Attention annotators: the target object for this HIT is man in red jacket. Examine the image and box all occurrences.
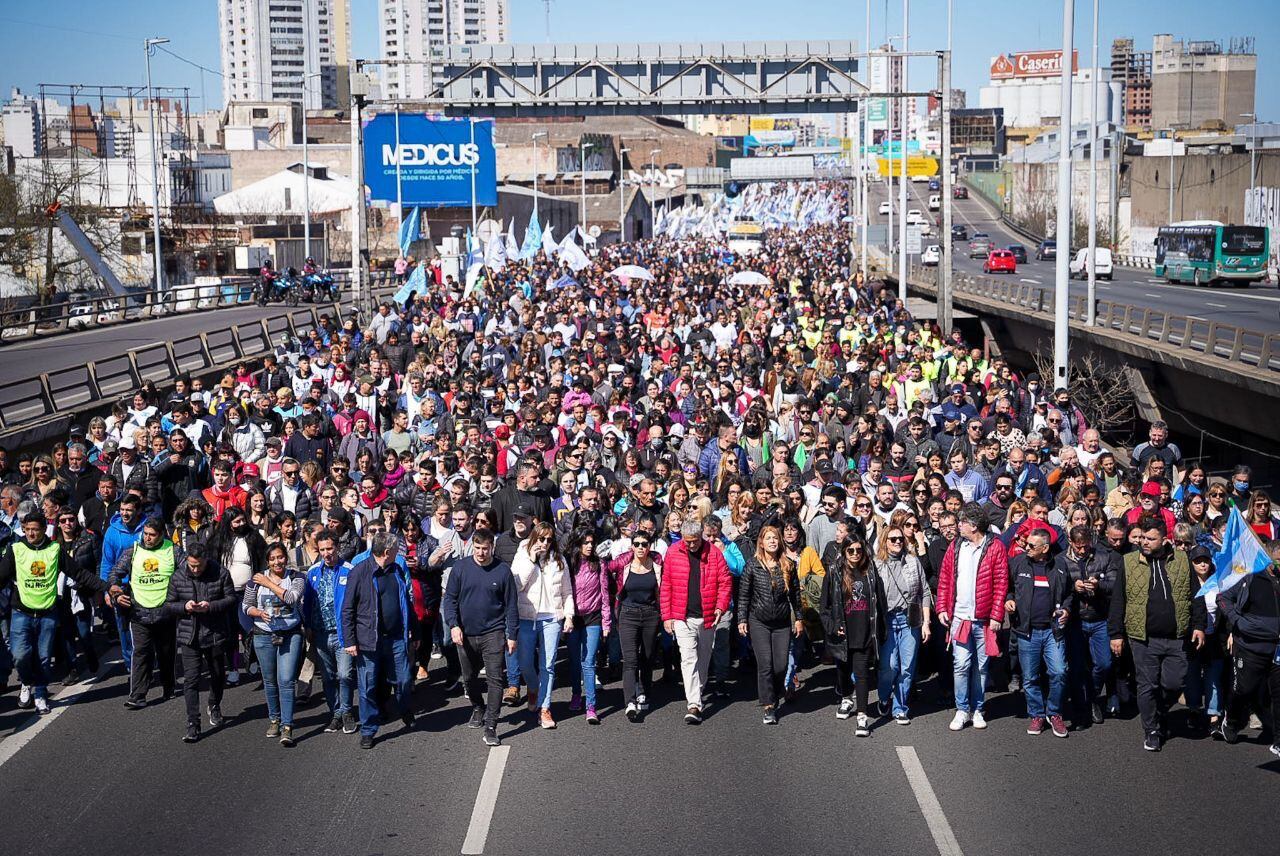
[199,460,248,521]
[660,518,732,724]
[936,503,1010,732]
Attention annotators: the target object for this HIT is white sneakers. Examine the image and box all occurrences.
[636,693,649,712]
[972,710,988,729]
[855,713,870,737]
[34,696,50,715]
[836,698,855,720]
[949,710,971,731]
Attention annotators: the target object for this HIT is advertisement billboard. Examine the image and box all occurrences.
[868,53,889,130]
[876,155,939,178]
[363,114,498,207]
[989,50,1079,80]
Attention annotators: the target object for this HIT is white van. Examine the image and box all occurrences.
[1069,247,1113,280]
[928,194,941,211]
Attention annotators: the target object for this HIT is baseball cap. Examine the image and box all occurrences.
[513,500,536,519]
[629,473,646,489]
[815,459,835,476]
[950,384,966,394]
[1140,482,1162,498]
[1188,545,1213,563]
[328,508,353,527]
[118,434,137,450]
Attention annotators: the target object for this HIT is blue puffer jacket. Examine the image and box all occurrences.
[98,513,144,581]
[339,556,414,653]
[303,559,354,647]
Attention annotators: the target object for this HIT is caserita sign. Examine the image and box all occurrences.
[363,114,498,207]
[990,50,1079,80]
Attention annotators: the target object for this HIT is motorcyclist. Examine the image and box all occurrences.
[303,256,319,276]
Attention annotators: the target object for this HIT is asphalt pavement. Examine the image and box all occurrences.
[1,644,1277,856]
[867,179,1280,334]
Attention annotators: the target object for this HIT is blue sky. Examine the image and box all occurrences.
[0,1,1274,120]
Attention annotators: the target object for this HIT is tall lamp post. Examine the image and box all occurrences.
[1242,112,1258,193]
[580,139,596,233]
[144,36,169,300]
[532,130,547,223]
[1052,0,1075,387]
[650,148,661,236]
[618,146,630,243]
[1086,0,1100,326]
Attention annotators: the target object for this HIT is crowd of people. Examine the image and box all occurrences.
[1,204,1278,758]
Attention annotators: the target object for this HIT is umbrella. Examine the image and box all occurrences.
[609,264,655,282]
[729,270,771,286]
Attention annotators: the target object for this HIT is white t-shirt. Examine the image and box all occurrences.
[954,539,983,621]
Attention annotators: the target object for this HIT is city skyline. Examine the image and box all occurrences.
[0,1,1274,122]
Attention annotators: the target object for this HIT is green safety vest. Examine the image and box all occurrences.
[130,541,176,609]
[14,541,60,611]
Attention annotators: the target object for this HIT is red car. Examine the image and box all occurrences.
[953,186,969,199]
[984,249,1017,274]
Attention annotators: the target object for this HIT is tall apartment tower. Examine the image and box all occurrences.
[379,0,510,101]
[1110,38,1152,129]
[219,0,351,109]
[1150,34,1256,129]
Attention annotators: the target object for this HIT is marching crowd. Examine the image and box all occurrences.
[1,211,1278,758]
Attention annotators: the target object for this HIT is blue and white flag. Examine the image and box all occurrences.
[519,210,543,261]
[541,224,559,256]
[558,234,591,272]
[549,272,576,289]
[1202,506,1273,604]
[394,262,427,305]
[484,231,507,272]
[505,218,521,260]
[398,205,421,258]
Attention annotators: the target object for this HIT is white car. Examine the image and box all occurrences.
[66,299,122,329]
[1069,247,1114,280]
[921,244,941,266]
[906,209,925,225]
[878,200,892,215]
[928,194,941,211]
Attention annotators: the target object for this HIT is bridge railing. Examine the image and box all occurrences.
[912,267,1280,374]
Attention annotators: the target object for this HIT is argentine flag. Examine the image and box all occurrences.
[1202,506,1273,605]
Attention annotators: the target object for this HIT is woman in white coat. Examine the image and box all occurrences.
[511,521,575,729]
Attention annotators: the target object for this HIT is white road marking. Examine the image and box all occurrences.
[1143,292,1162,299]
[461,744,511,855]
[0,653,121,770]
[897,746,964,856]
[1147,278,1165,283]
[1205,302,1228,308]
[1019,278,1040,284]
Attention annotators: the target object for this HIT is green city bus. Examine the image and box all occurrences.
[1153,221,1270,286]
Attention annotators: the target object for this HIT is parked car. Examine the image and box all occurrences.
[984,249,1017,274]
[921,244,941,266]
[968,235,994,259]
[928,194,941,211]
[1069,247,1114,280]
[1035,239,1057,261]
[951,224,969,241]
[1007,244,1028,264]
[953,185,969,199]
[878,200,892,215]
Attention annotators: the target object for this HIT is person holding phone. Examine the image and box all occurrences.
[164,542,236,743]
[243,543,306,747]
[1057,525,1119,725]
[1007,528,1073,738]
[738,524,802,725]
[819,539,879,736]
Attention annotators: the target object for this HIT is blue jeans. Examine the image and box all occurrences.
[1067,619,1115,710]
[1017,627,1067,718]
[877,610,921,716]
[518,617,563,709]
[952,622,989,713]
[355,636,413,738]
[254,631,303,726]
[1185,652,1224,716]
[505,638,524,690]
[312,630,355,716]
[114,604,133,669]
[10,609,58,698]
[567,623,603,707]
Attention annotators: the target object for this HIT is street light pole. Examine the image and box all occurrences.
[144,37,169,301]
[470,117,478,238]
[532,131,547,223]
[861,0,870,284]
[619,146,630,243]
[897,0,910,302]
[939,4,954,334]
[1052,0,1075,387]
[1167,128,1175,222]
[580,140,596,233]
[1242,112,1258,193]
[650,148,661,237]
[1086,0,1099,326]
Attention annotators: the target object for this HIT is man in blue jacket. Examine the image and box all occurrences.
[98,495,145,668]
[341,532,414,749]
[303,531,356,735]
[698,425,749,483]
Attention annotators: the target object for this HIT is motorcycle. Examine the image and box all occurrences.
[254,269,300,306]
[303,271,338,303]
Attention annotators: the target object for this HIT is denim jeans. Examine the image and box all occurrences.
[1185,652,1224,716]
[312,629,354,716]
[1016,627,1067,718]
[568,623,603,707]
[114,604,133,669]
[505,639,524,690]
[1067,619,1115,711]
[952,622,989,713]
[355,636,413,738]
[518,617,563,710]
[877,610,921,717]
[9,609,58,698]
[254,631,303,726]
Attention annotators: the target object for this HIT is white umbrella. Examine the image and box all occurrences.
[729,270,771,286]
[609,264,655,282]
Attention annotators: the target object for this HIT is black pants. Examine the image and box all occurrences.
[129,619,176,703]
[180,644,226,725]
[1226,646,1280,732]
[925,614,953,698]
[748,621,791,708]
[1131,637,1187,735]
[835,645,874,713]
[618,605,661,703]
[460,630,506,729]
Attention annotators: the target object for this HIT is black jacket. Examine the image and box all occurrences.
[1055,546,1117,624]
[1217,571,1280,658]
[818,564,881,663]
[164,559,237,648]
[0,535,105,613]
[107,542,185,625]
[109,458,160,507]
[739,557,801,628]
[1007,553,1073,639]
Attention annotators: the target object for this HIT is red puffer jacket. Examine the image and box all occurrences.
[660,540,732,625]
[936,535,1009,624]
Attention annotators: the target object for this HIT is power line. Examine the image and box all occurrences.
[0,17,134,41]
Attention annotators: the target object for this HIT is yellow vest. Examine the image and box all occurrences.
[130,541,176,609]
[14,541,60,611]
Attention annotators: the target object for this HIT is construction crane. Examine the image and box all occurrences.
[43,201,127,297]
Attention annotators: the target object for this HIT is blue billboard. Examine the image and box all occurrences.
[363,114,498,207]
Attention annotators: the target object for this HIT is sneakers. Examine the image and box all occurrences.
[877,699,892,718]
[502,686,520,707]
[1217,720,1240,744]
[430,645,443,660]
[636,693,649,712]
[972,710,988,729]
[894,712,911,726]
[468,706,486,728]
[710,682,731,700]
[1008,675,1022,693]
[280,726,295,747]
[569,693,584,712]
[208,706,224,729]
[1144,731,1162,752]
[342,711,358,734]
[585,706,600,725]
[416,666,429,680]
[836,698,855,720]
[949,711,971,731]
[540,709,557,730]
[855,713,870,737]
[226,670,240,686]
[122,698,146,711]
[360,734,375,749]
[34,696,51,716]
[625,702,640,722]
[684,705,703,725]
[482,727,501,747]
[183,723,201,743]
[401,712,416,729]
[1269,743,1280,758]
[266,720,281,739]
[1091,702,1105,725]
[324,715,342,733]
[762,705,778,725]
[1027,716,1045,735]
[17,685,33,709]
[1049,715,1069,738]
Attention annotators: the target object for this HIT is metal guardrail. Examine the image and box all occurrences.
[912,267,1280,374]
[0,270,394,345]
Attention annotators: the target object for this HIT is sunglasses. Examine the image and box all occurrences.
[887,536,905,543]
[633,540,651,548]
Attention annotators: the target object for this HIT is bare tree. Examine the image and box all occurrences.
[1030,345,1136,439]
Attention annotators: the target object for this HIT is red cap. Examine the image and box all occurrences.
[494,425,511,440]
[240,463,261,479]
[1140,481,1161,498]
